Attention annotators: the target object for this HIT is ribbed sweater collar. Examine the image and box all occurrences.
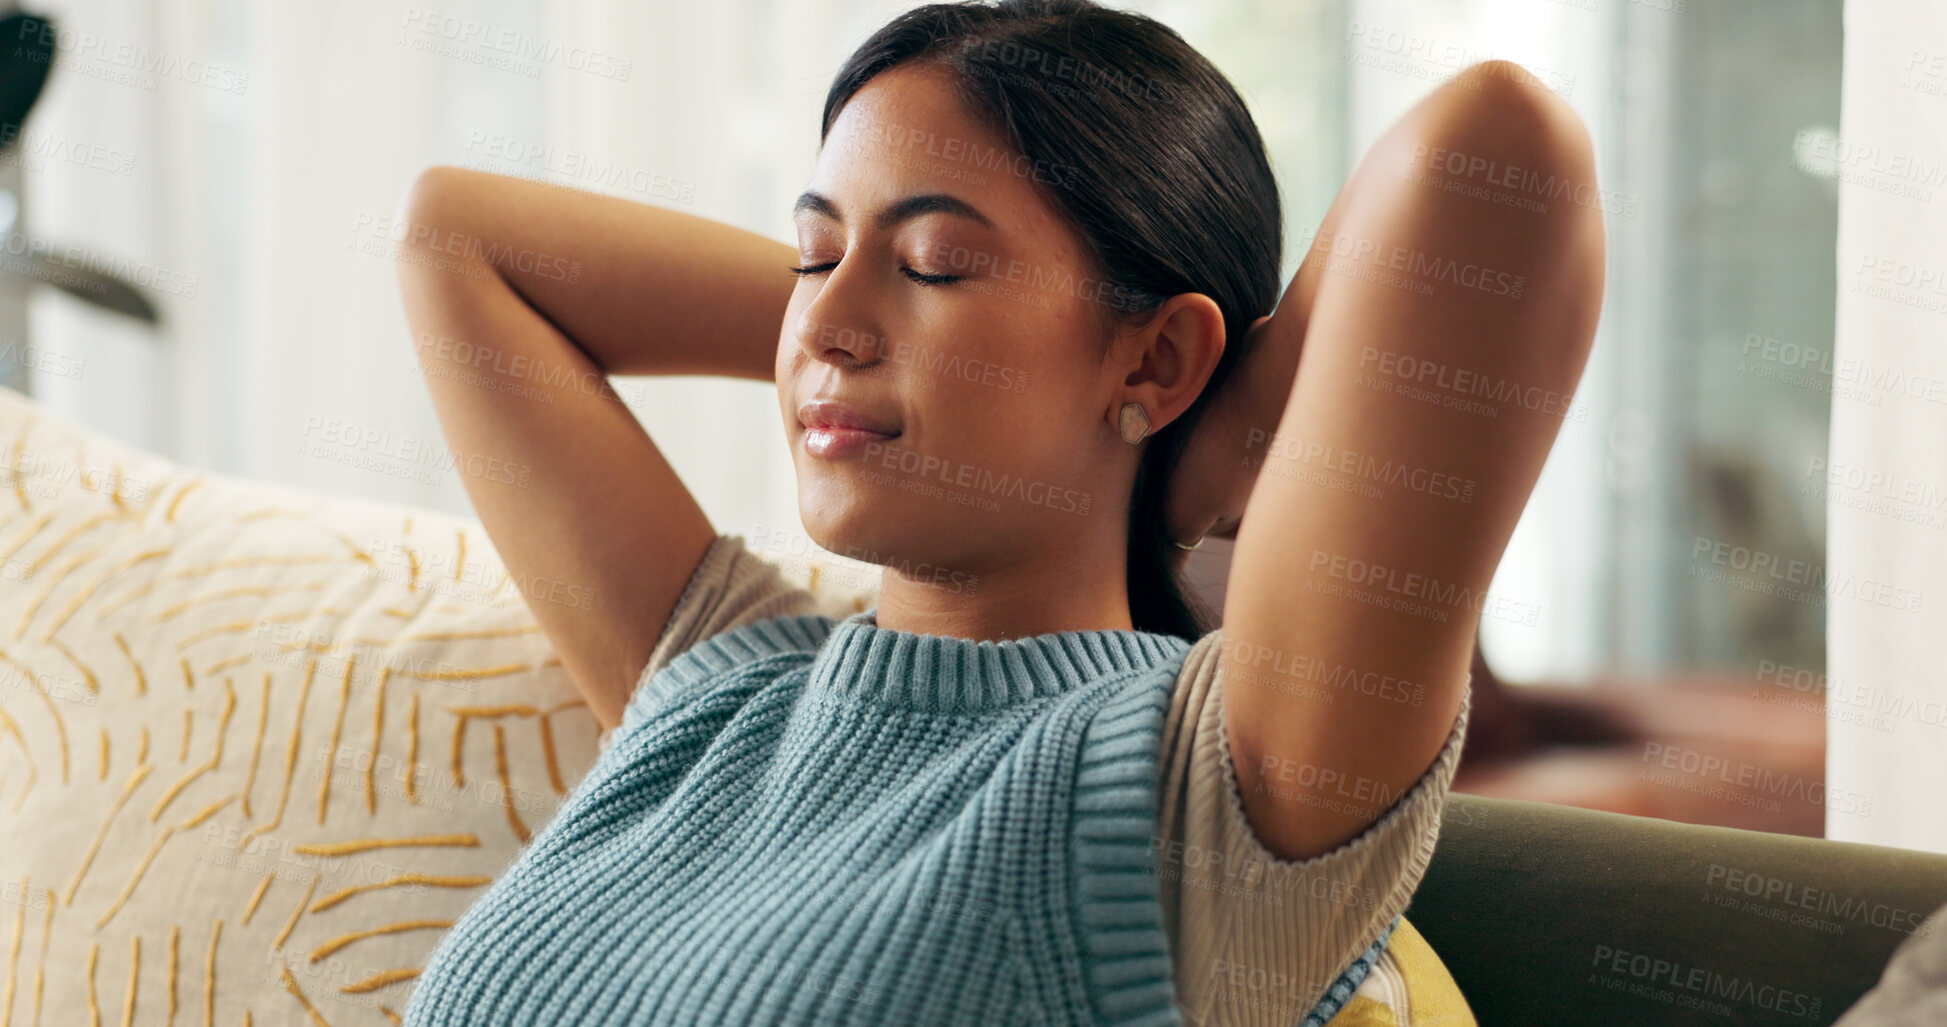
[803,608,1189,714]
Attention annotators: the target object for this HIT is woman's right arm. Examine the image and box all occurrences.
[393,166,797,732]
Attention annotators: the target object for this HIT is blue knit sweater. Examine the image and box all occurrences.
[402,609,1385,1025]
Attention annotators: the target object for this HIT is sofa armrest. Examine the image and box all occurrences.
[1412,795,1947,1026]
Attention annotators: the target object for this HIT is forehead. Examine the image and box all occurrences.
[812,62,1072,243]
[827,61,994,145]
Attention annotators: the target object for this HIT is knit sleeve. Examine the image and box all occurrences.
[597,533,818,753]
[1154,627,1471,1026]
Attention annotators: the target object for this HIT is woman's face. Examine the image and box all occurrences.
[778,61,1136,592]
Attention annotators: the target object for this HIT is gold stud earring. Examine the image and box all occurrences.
[1119,402,1151,445]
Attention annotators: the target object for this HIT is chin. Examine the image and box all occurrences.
[796,481,887,565]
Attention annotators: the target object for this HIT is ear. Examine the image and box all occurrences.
[1106,292,1227,441]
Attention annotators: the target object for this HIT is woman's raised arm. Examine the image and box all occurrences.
[1216,61,1607,860]
[393,167,796,730]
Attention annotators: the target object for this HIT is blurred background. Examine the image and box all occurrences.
[7,0,1857,834]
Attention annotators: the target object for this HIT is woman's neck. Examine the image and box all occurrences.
[868,536,1138,642]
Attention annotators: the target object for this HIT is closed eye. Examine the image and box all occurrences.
[787,261,961,286]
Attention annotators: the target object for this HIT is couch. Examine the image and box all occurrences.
[2,382,1940,1025]
[1415,795,1947,1025]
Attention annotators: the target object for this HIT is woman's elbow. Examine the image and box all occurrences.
[1432,60,1600,202]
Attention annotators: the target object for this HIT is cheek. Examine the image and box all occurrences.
[960,298,1091,387]
[935,310,1098,429]
[921,359,1096,484]
[918,333,1040,428]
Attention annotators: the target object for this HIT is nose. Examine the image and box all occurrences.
[792,269,888,371]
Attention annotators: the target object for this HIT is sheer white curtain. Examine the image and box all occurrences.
[17,0,1353,609]
[1342,0,1616,683]
[21,0,917,547]
[1825,0,1947,852]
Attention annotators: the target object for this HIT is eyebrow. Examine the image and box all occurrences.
[792,190,995,230]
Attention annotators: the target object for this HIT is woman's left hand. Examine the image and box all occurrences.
[1162,312,1287,550]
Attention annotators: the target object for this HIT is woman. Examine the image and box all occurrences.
[395,1,1603,1023]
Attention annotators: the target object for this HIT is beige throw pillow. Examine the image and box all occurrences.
[0,384,867,1025]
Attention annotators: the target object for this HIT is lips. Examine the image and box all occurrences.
[797,399,900,437]
[798,398,900,460]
